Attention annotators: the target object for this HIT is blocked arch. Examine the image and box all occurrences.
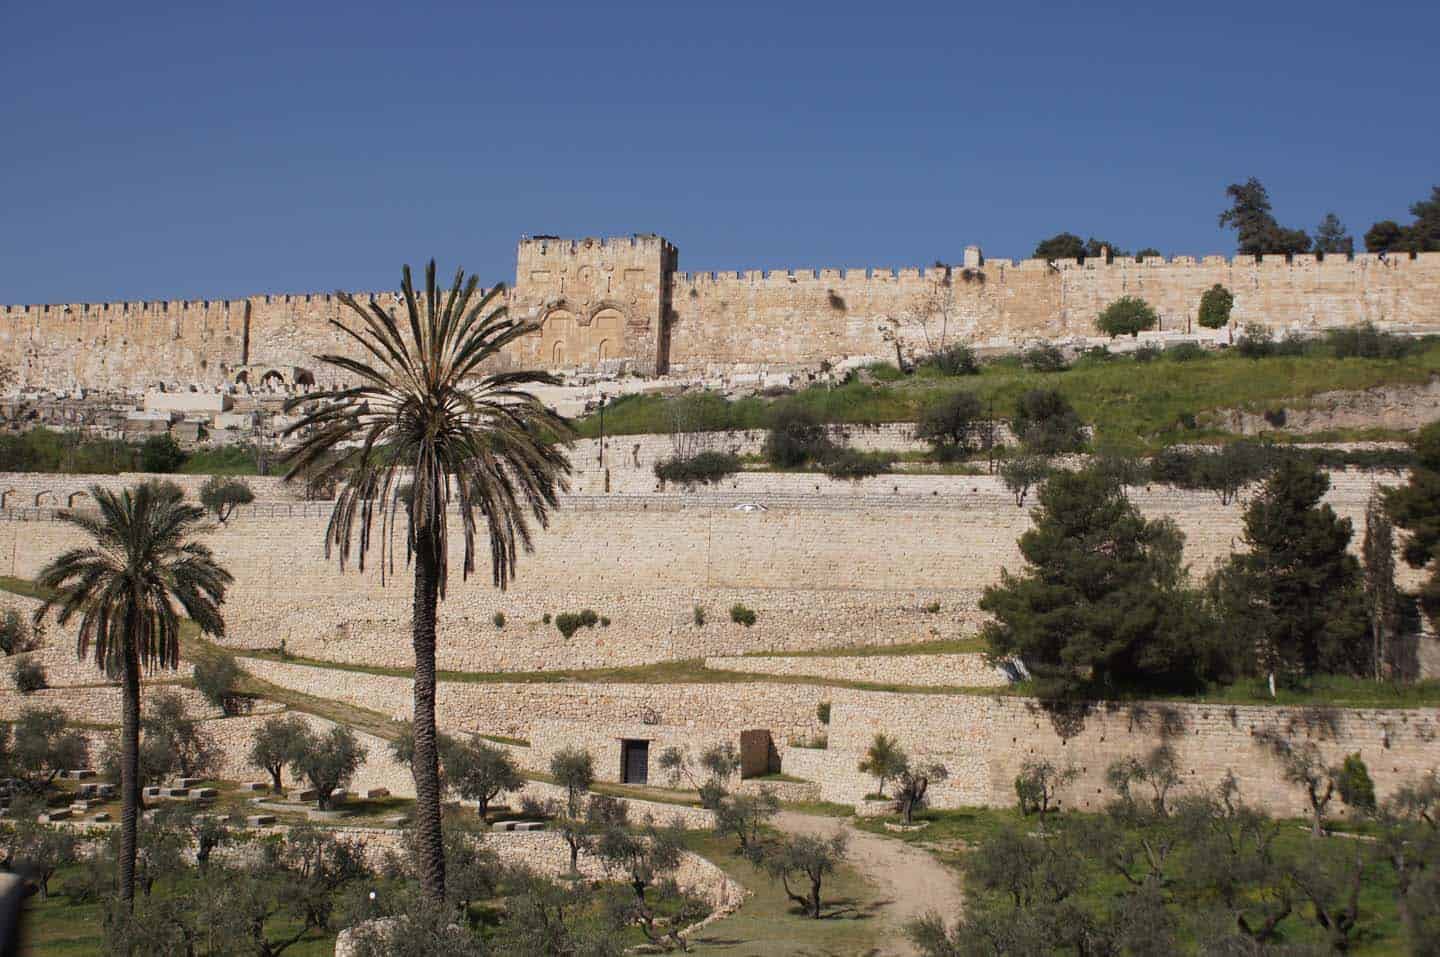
[260,370,285,388]
[34,491,55,507]
[66,491,90,508]
[0,490,18,509]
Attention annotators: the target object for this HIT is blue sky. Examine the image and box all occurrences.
[2,0,1436,303]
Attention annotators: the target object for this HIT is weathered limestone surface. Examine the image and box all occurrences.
[5,235,1437,389]
[0,469,1413,673]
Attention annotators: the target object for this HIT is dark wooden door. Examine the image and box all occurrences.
[621,740,649,785]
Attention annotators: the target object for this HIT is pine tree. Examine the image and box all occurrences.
[1384,421,1440,623]
[1211,457,1367,680]
[1313,213,1354,256]
[980,468,1215,695]
[1218,178,1311,256]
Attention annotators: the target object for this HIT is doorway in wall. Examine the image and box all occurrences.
[620,739,650,785]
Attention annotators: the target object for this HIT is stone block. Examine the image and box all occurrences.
[160,787,189,798]
[513,821,545,832]
[92,812,110,822]
[291,789,318,802]
[65,769,96,780]
[246,814,277,826]
[38,809,70,822]
[143,786,161,798]
[240,782,270,792]
[365,788,390,800]
[172,777,203,789]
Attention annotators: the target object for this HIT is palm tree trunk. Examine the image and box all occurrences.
[119,641,141,906]
[411,530,446,901]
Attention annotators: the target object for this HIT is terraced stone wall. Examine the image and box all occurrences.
[0,469,1417,673]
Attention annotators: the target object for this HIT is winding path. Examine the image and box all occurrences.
[776,811,964,957]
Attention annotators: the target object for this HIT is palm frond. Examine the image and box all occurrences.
[281,260,573,593]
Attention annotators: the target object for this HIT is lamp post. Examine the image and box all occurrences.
[597,394,610,493]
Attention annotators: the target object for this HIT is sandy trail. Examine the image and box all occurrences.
[776,811,964,957]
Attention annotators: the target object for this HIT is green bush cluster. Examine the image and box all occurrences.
[1095,296,1158,337]
[12,657,46,693]
[554,609,601,639]
[729,604,757,627]
[653,451,741,487]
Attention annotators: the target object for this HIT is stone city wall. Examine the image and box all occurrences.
[6,234,1437,390]
[0,469,1418,674]
[704,652,1009,688]
[666,251,1440,371]
[811,690,1440,817]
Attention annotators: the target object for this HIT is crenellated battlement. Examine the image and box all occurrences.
[3,236,1438,390]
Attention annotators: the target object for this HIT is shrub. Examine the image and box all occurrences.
[139,433,186,473]
[0,606,40,656]
[1336,753,1376,812]
[542,613,551,625]
[193,653,250,716]
[492,611,506,629]
[924,343,980,376]
[763,401,832,468]
[729,604,757,627]
[555,610,601,639]
[923,601,941,614]
[916,391,983,458]
[816,702,831,725]
[653,451,741,488]
[1022,343,1068,372]
[1013,389,1084,454]
[1165,341,1206,362]
[1236,323,1275,358]
[1197,283,1234,329]
[1325,322,1419,359]
[12,657,46,693]
[198,475,255,522]
[600,616,610,627]
[1096,296,1158,337]
[1133,344,1161,363]
[820,448,893,480]
[692,605,706,627]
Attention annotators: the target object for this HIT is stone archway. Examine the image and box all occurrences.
[66,490,90,508]
[34,491,55,507]
[261,370,285,389]
[590,308,625,365]
[1,490,18,509]
[540,308,577,368]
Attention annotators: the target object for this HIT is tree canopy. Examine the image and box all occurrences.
[980,468,1216,695]
[1209,457,1368,680]
[1218,178,1311,256]
[1095,297,1158,337]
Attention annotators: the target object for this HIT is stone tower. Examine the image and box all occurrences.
[508,234,678,374]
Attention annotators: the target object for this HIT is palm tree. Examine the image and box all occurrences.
[281,261,572,900]
[33,482,232,906]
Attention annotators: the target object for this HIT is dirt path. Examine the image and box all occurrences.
[776,812,963,957]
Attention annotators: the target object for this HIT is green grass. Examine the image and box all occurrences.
[742,637,988,658]
[677,831,885,955]
[19,865,337,956]
[177,444,262,476]
[232,645,1440,710]
[477,733,531,748]
[574,344,1440,452]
